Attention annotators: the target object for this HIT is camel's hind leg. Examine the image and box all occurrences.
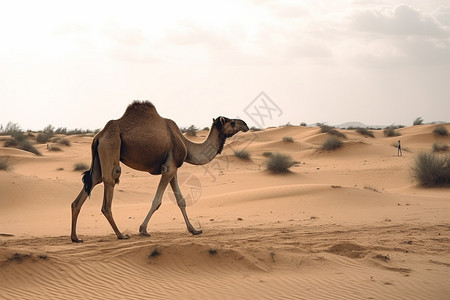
[71,170,102,243]
[170,174,202,235]
[97,136,129,240]
[101,180,129,240]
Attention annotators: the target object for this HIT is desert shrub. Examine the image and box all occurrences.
[300,122,307,127]
[4,138,18,147]
[58,138,71,146]
[66,128,98,135]
[320,125,346,138]
[55,127,67,134]
[181,125,198,137]
[36,125,55,143]
[262,152,273,157]
[74,162,89,172]
[11,131,27,143]
[411,152,450,187]
[20,140,42,156]
[383,126,401,137]
[413,117,423,126]
[322,136,343,151]
[433,125,448,137]
[0,156,11,171]
[36,133,51,143]
[0,122,21,135]
[320,124,334,133]
[48,145,62,152]
[52,137,71,146]
[432,143,449,152]
[250,126,262,131]
[266,152,296,174]
[355,127,375,138]
[234,149,251,160]
[4,131,41,156]
[282,137,294,142]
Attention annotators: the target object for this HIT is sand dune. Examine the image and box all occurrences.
[1,124,449,299]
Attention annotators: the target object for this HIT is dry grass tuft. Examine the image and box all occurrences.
[411,152,450,187]
[74,162,89,172]
[322,136,343,151]
[266,152,296,174]
[432,143,449,153]
[433,125,448,137]
[0,156,11,171]
[234,149,251,160]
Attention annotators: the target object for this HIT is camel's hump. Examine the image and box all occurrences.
[123,100,158,116]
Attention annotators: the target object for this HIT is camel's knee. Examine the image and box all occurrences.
[112,164,121,183]
[101,164,121,186]
[161,164,170,175]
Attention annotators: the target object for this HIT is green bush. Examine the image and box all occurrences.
[411,152,450,187]
[433,125,448,137]
[266,152,296,174]
[322,136,343,151]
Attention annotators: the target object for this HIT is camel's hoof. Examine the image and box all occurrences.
[118,234,130,240]
[191,230,203,236]
[139,231,151,237]
[71,238,84,243]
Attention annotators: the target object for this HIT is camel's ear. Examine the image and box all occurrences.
[219,116,226,125]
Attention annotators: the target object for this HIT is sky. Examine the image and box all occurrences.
[0,0,449,130]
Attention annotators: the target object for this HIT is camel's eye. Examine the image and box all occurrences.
[231,121,236,127]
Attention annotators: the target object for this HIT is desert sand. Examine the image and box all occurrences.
[1,124,449,299]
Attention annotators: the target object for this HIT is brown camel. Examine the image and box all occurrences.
[71,101,249,242]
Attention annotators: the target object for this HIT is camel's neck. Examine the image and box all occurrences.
[182,127,226,165]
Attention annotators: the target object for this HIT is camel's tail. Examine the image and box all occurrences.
[82,136,100,196]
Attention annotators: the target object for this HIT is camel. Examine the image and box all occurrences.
[71,101,249,242]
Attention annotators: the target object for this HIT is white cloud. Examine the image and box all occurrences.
[345,4,450,66]
[352,4,449,36]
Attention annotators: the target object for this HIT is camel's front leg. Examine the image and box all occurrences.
[139,173,173,236]
[170,174,203,235]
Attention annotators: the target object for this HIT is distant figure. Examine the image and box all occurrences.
[397,140,402,157]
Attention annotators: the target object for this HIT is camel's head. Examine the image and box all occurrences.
[213,116,249,138]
